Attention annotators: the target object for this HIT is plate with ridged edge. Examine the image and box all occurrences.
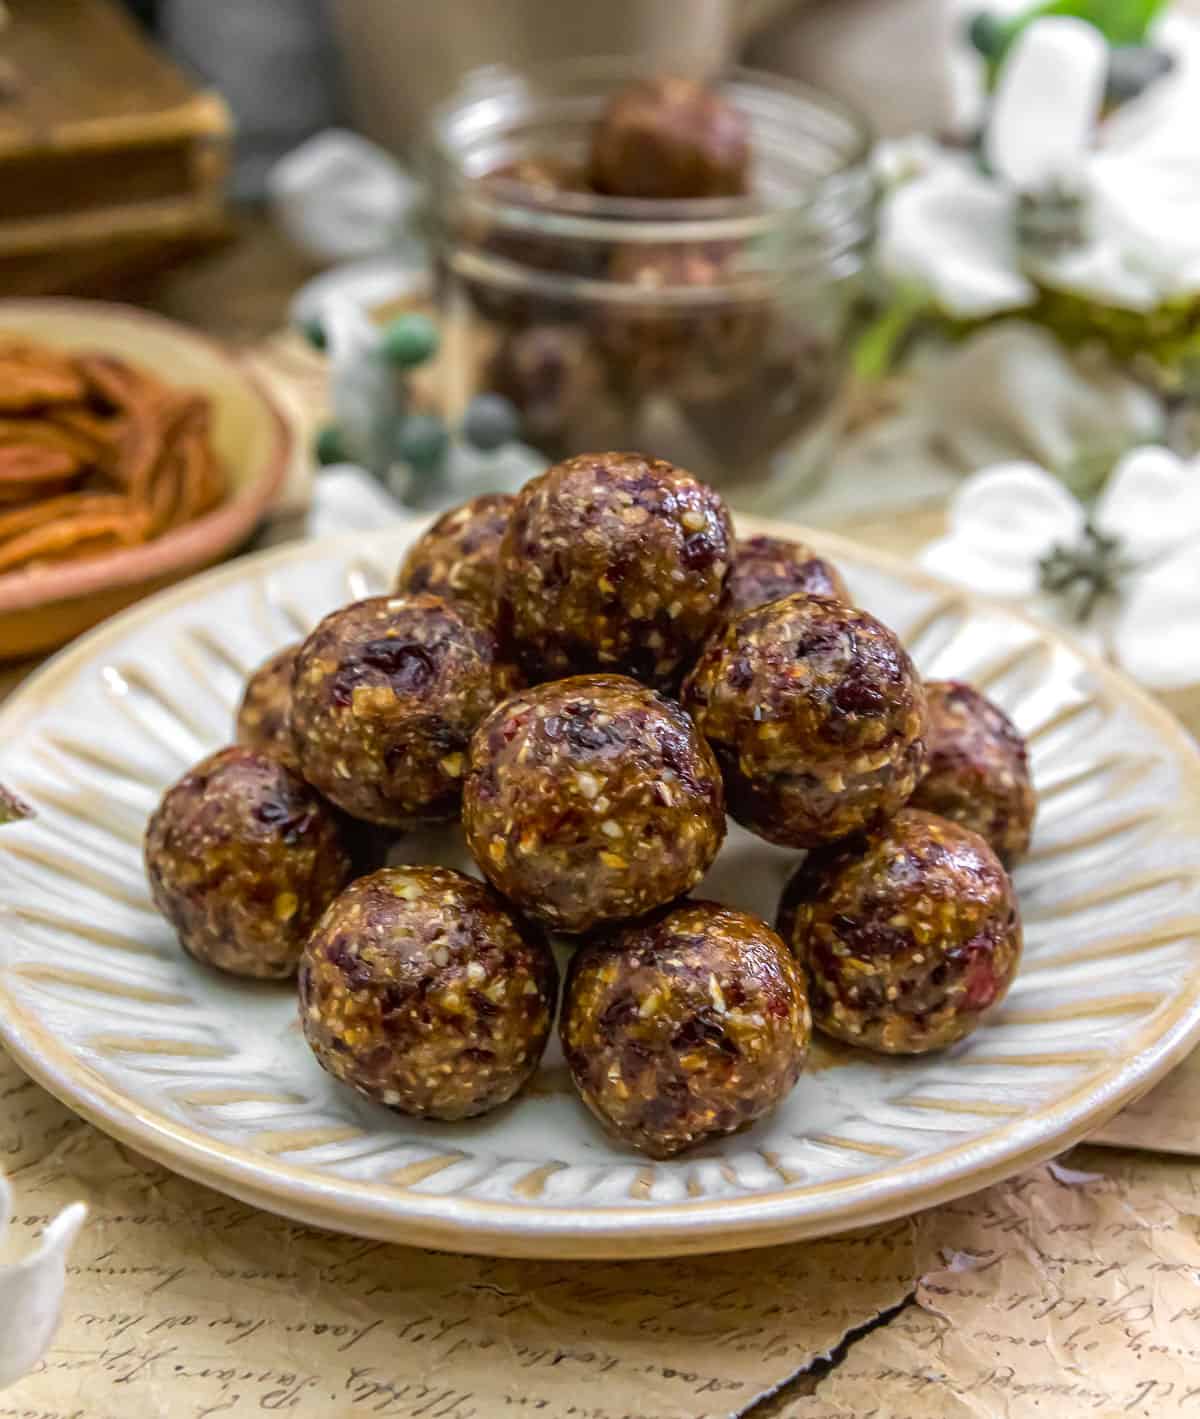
[1,516,1199,1260]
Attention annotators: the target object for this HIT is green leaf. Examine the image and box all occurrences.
[985,0,1168,69]
[852,287,931,380]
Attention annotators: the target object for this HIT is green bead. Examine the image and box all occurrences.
[314,424,345,466]
[301,315,327,351]
[462,393,520,451]
[397,413,449,472]
[382,313,440,368]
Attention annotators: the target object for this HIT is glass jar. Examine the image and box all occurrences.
[426,58,874,510]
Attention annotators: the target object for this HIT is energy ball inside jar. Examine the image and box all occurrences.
[395,494,514,627]
[561,902,809,1158]
[909,680,1037,864]
[589,76,751,200]
[145,746,353,979]
[777,808,1022,1054]
[299,867,558,1119]
[727,535,849,615]
[236,642,301,770]
[488,323,626,456]
[463,675,725,933]
[595,242,766,402]
[498,452,734,690]
[291,594,508,828]
[682,594,928,847]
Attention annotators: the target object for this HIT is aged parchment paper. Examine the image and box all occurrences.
[774,1149,1200,1418]
[6,1038,1200,1419]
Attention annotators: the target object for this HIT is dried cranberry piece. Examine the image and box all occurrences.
[833,678,886,716]
[360,639,437,691]
[681,530,718,571]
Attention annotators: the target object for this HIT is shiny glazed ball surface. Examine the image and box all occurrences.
[682,594,928,846]
[498,451,734,690]
[909,680,1036,864]
[145,745,353,979]
[291,594,508,827]
[561,901,810,1157]
[235,642,301,771]
[463,674,725,933]
[299,866,558,1120]
[589,76,751,200]
[395,493,515,628]
[777,808,1022,1053]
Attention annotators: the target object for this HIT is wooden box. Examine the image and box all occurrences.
[0,0,233,294]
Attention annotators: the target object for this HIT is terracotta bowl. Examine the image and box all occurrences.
[0,300,290,660]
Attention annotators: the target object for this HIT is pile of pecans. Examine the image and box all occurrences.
[0,339,225,575]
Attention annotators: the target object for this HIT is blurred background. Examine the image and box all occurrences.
[2,0,1012,320]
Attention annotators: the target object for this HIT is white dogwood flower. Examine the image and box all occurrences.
[880,15,1200,318]
[921,447,1200,690]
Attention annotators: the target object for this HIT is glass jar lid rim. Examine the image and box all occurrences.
[427,57,873,238]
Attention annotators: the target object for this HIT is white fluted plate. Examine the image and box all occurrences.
[1,518,1199,1258]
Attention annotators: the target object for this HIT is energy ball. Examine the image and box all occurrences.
[727,535,849,615]
[683,594,928,847]
[498,452,734,689]
[595,242,766,402]
[561,902,809,1157]
[145,746,353,979]
[395,494,514,627]
[909,680,1037,864]
[463,675,725,933]
[462,158,604,323]
[777,808,1022,1054]
[235,642,301,770]
[291,594,508,828]
[488,323,622,454]
[299,867,557,1120]
[589,76,751,200]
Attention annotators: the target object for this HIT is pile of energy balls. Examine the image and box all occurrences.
[144,451,1035,1159]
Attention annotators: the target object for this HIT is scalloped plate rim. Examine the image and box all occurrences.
[0,516,1198,1258]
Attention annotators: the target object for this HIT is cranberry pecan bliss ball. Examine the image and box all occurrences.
[589,75,751,200]
[726,534,849,615]
[909,680,1037,864]
[299,867,558,1119]
[291,593,508,828]
[145,745,353,979]
[463,675,725,933]
[235,641,301,771]
[777,808,1022,1054]
[682,594,928,847]
[498,451,734,690]
[395,493,514,627]
[561,902,809,1157]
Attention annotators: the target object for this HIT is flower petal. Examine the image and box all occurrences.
[1112,545,1200,690]
[0,1196,87,1390]
[879,164,1033,318]
[949,462,1086,564]
[920,534,1039,599]
[921,320,1163,472]
[1094,445,1200,561]
[986,18,1107,190]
